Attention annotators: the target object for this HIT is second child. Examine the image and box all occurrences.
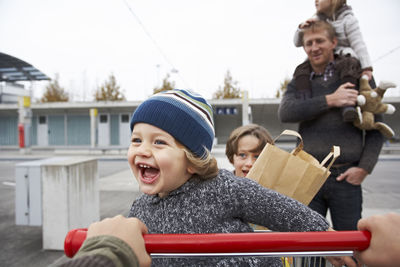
[225,124,273,177]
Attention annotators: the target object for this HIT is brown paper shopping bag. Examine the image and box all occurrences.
[247,129,340,205]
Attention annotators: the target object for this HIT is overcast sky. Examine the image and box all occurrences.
[1,0,399,101]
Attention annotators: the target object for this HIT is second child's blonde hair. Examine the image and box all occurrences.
[320,0,347,19]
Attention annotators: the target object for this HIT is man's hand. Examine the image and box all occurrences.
[87,215,151,267]
[326,82,358,108]
[336,167,368,185]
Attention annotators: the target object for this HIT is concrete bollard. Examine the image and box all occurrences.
[15,157,99,250]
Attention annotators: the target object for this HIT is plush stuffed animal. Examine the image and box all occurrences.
[353,75,396,139]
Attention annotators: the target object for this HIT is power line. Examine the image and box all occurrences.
[373,45,400,63]
[122,0,189,88]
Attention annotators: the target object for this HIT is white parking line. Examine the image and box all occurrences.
[2,181,16,187]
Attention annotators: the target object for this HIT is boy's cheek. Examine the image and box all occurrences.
[126,149,134,162]
[131,167,140,178]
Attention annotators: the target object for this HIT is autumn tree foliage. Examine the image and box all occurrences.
[213,70,241,99]
[275,77,291,98]
[94,73,125,101]
[41,73,69,102]
[153,74,175,94]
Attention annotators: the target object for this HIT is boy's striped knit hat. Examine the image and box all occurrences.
[130,89,215,158]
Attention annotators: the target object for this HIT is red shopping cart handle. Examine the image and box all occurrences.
[64,228,371,258]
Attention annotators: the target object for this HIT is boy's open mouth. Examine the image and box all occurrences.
[138,163,160,184]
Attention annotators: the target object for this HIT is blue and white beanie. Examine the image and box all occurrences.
[130,89,215,158]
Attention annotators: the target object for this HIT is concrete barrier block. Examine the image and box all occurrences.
[42,157,99,250]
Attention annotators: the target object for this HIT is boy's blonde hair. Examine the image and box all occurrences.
[183,147,219,180]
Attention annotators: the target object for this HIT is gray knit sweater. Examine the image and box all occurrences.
[129,169,329,266]
[293,5,372,69]
[278,69,383,173]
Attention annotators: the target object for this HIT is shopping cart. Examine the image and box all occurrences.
[65,229,370,267]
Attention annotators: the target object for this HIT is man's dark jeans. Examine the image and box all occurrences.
[303,164,362,267]
[309,164,362,230]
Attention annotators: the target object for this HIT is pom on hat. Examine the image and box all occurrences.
[130,89,214,158]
